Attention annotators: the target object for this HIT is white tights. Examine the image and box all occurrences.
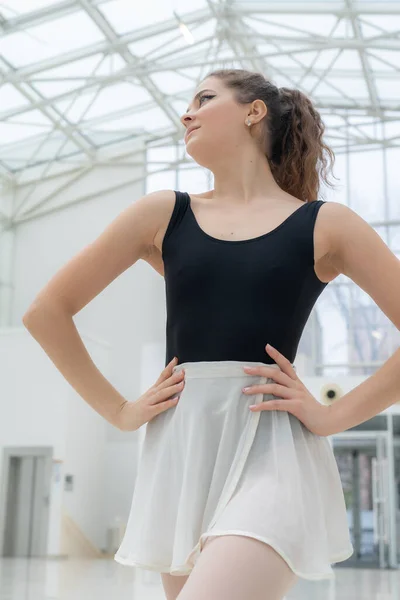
[161,534,298,600]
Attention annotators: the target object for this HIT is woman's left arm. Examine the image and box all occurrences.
[242,201,400,437]
[319,201,400,435]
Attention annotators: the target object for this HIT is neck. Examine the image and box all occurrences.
[208,145,282,206]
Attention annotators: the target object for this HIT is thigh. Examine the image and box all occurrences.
[176,535,298,600]
[161,573,190,600]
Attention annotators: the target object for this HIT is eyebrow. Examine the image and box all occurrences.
[186,89,215,113]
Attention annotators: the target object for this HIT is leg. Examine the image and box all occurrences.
[161,573,190,600]
[176,535,298,600]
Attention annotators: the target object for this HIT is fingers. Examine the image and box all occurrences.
[151,376,185,405]
[159,367,185,391]
[244,366,293,387]
[151,379,186,414]
[260,369,287,386]
[152,395,180,415]
[265,346,297,380]
[243,382,293,399]
[148,357,186,414]
[154,356,179,386]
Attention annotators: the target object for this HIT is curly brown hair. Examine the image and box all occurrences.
[204,68,337,202]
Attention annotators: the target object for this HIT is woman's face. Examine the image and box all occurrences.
[180,77,250,168]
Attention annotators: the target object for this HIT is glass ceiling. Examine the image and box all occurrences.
[0,0,400,183]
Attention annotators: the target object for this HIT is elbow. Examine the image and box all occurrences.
[22,301,70,328]
[22,305,39,328]
[22,302,52,328]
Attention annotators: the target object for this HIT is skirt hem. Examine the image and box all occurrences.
[114,529,354,581]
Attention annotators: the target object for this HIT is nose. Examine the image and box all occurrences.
[180,112,194,129]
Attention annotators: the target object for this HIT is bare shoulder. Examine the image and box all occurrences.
[137,188,177,235]
[317,201,400,331]
[313,200,374,282]
[316,200,385,274]
[315,200,360,264]
[136,189,177,274]
[22,189,177,317]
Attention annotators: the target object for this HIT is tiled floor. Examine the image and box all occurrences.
[0,558,399,599]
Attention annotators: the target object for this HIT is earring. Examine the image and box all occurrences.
[246,119,251,126]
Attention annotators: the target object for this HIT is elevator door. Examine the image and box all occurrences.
[2,450,52,557]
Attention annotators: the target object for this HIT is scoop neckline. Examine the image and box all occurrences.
[185,192,311,245]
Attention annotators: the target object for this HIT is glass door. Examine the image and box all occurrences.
[331,431,394,568]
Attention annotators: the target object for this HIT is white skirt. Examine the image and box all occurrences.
[114,360,354,581]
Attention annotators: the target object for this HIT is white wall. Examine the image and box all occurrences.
[0,328,110,554]
[0,328,68,557]
[3,156,169,553]
[62,335,110,552]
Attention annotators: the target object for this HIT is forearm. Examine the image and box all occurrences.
[328,346,400,435]
[22,302,127,430]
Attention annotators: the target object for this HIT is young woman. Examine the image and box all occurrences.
[24,69,400,600]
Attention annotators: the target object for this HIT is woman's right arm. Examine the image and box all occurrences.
[22,189,176,430]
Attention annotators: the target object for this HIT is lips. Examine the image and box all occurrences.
[185,127,199,141]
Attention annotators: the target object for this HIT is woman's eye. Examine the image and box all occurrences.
[199,95,213,105]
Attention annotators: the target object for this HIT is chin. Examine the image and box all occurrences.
[186,145,215,169]
[187,154,212,170]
